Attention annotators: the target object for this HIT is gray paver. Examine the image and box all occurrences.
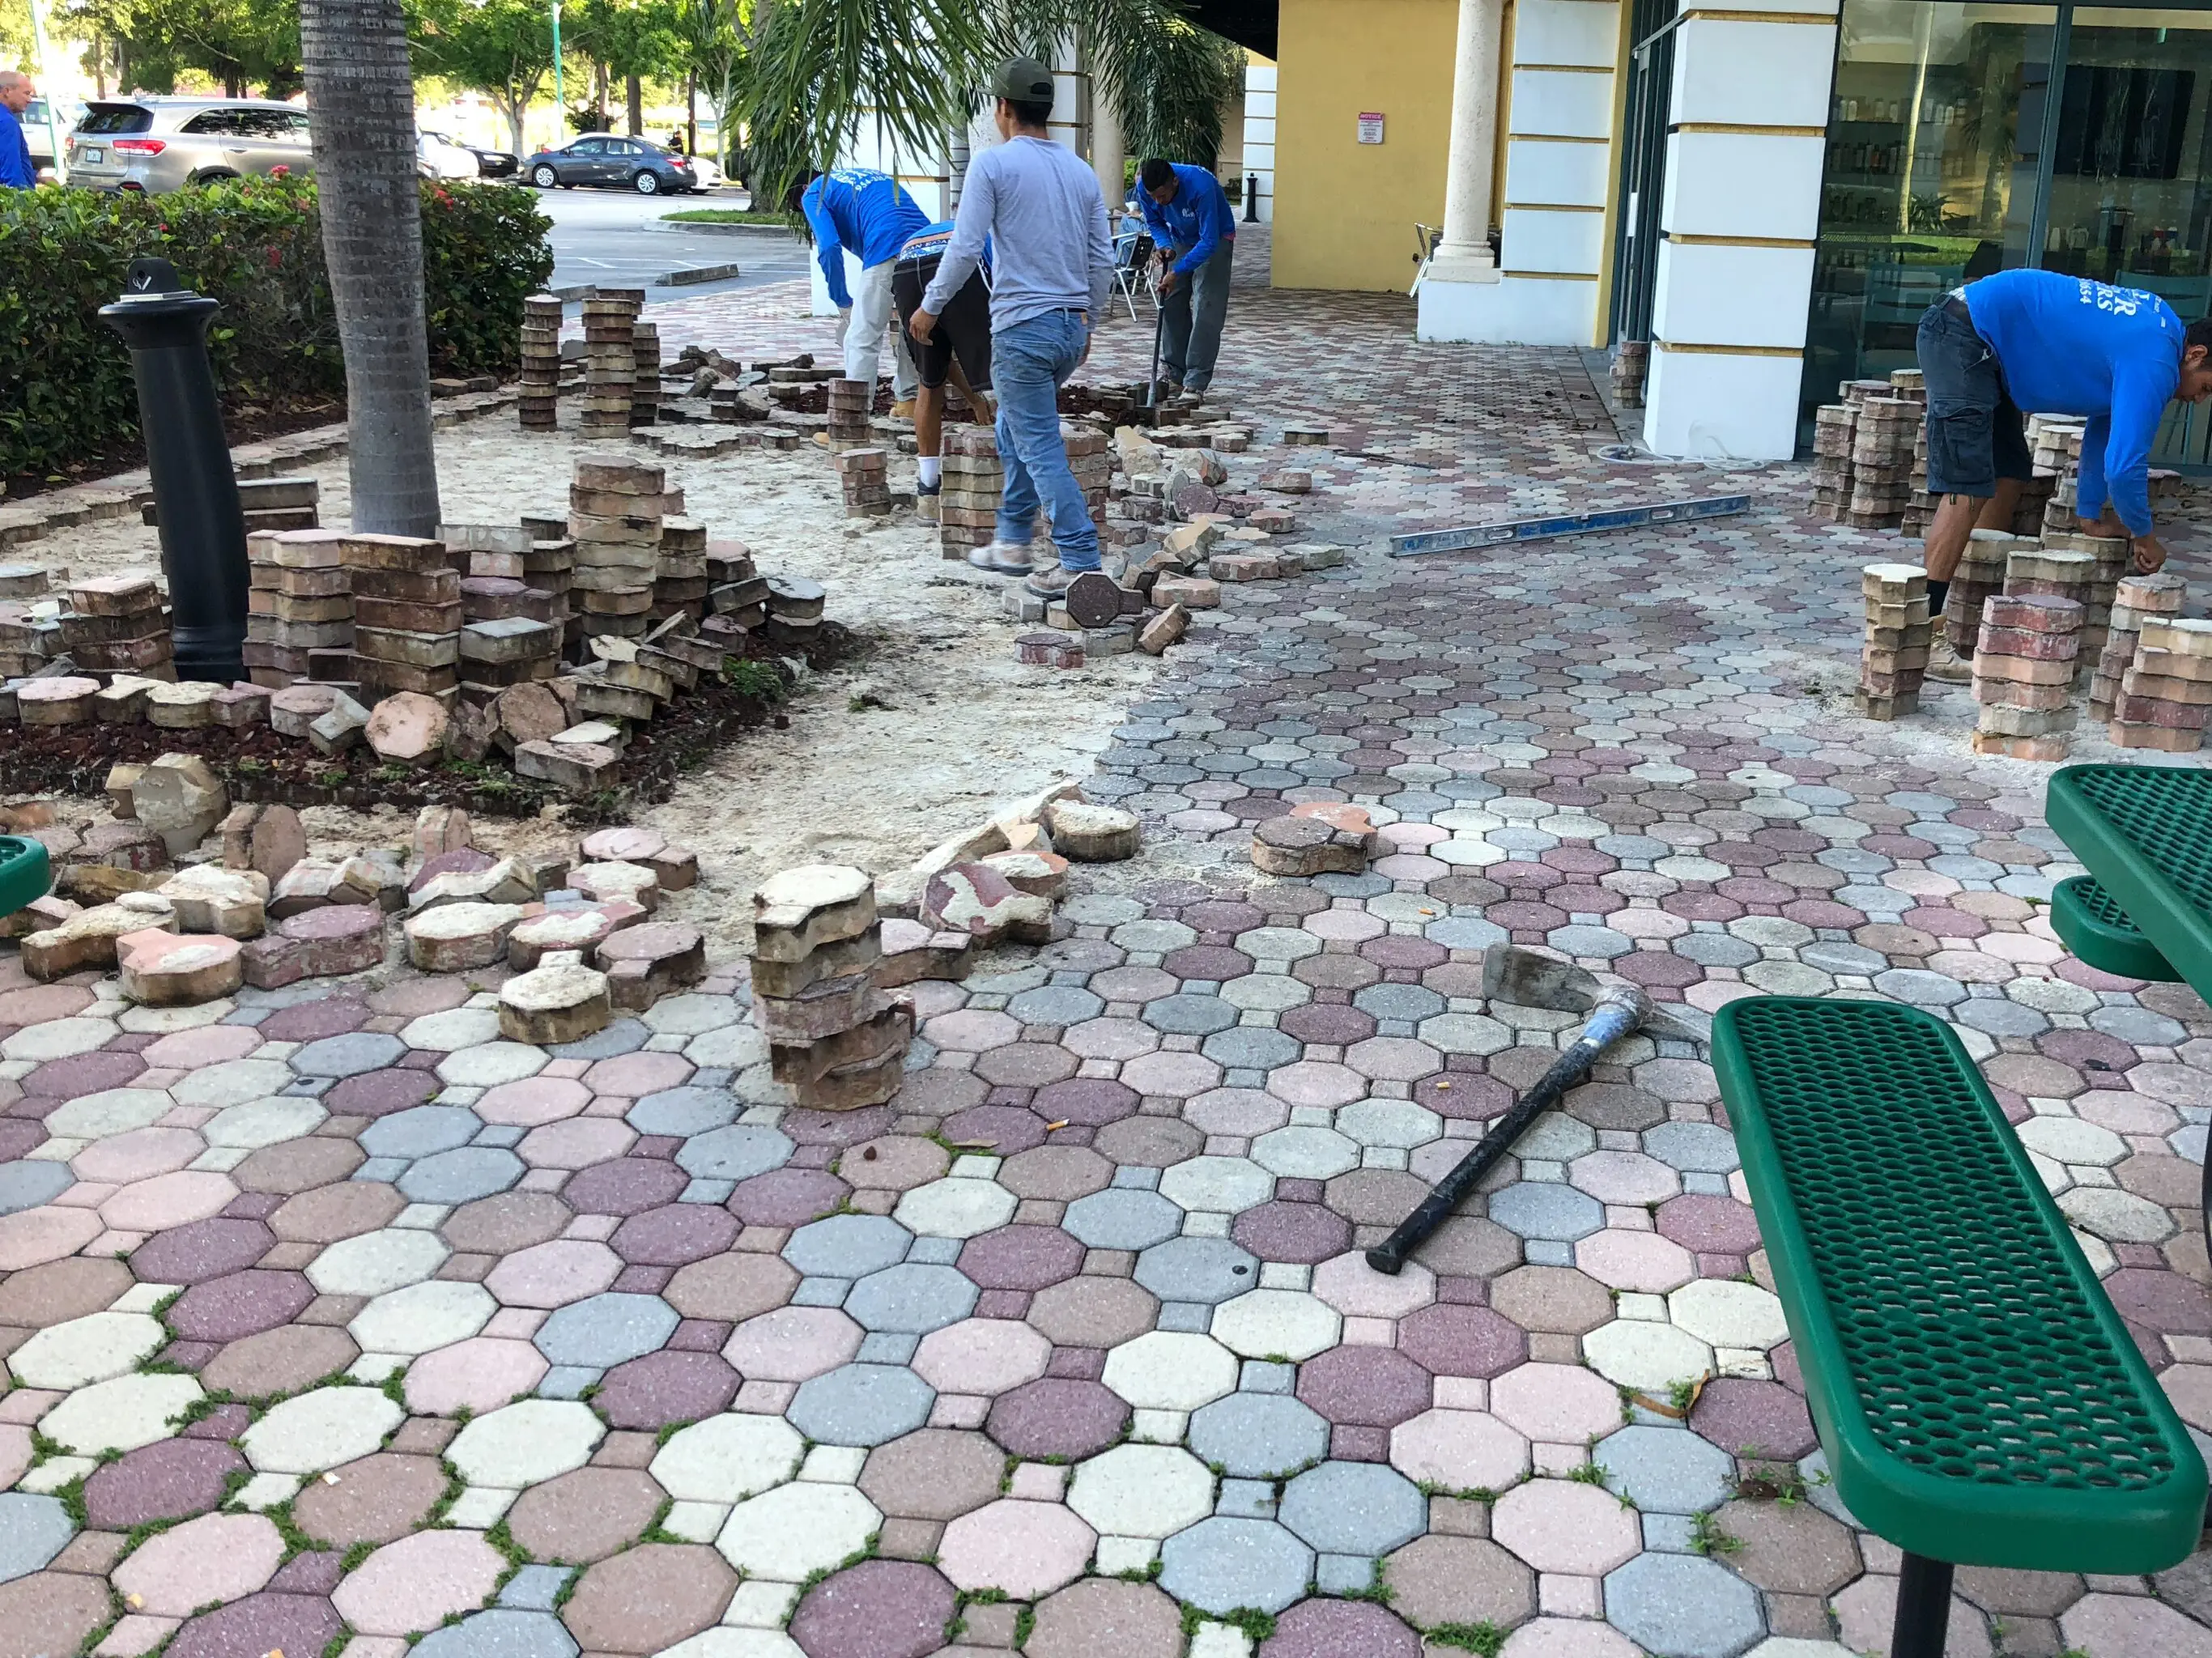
[1604,1551,1767,1657]
[1064,1188,1184,1251]
[1189,1392,1332,1479]
[498,1566,576,1612]
[1594,1425,1737,1515]
[626,1086,738,1137]
[360,1105,482,1161]
[1158,1516,1315,1614]
[399,1146,525,1204]
[547,1019,650,1059]
[1487,1181,1605,1242]
[0,1494,73,1583]
[1144,994,1240,1035]
[1201,1027,1304,1071]
[1643,1123,1742,1175]
[785,1363,936,1446]
[842,1264,979,1333]
[1278,1461,1426,1555]
[1007,985,1105,1025]
[413,1609,580,1658]
[674,1124,795,1181]
[291,1031,408,1076]
[782,1214,912,1278]
[532,1292,679,1367]
[1135,1236,1261,1304]
[0,1160,73,1216]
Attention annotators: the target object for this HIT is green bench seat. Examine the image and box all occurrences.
[2047,763,2212,991]
[1713,995,2206,1657]
[0,835,50,919]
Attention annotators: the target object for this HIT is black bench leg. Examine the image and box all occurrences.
[1891,1553,1955,1658]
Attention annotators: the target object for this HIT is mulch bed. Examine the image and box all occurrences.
[0,623,857,827]
[4,396,348,504]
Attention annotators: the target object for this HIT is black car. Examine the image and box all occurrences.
[467,144,519,179]
[525,134,697,194]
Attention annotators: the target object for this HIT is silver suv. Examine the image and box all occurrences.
[66,98,313,194]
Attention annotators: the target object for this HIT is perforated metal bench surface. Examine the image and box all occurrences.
[2047,763,2212,990]
[1712,994,2206,1575]
[0,834,49,919]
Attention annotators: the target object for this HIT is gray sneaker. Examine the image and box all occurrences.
[1025,564,1075,597]
[967,542,1033,576]
[1926,632,1972,682]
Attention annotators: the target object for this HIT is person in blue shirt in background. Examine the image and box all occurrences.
[1917,269,2212,681]
[0,72,38,190]
[1137,156,1236,402]
[798,167,932,418]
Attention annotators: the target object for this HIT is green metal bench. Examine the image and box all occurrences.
[1713,995,2207,1658]
[0,834,50,919]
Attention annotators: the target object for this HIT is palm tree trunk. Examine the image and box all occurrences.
[300,0,441,537]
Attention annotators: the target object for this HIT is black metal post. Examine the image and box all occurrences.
[1892,1553,1955,1658]
[1244,172,1259,223]
[98,257,249,682]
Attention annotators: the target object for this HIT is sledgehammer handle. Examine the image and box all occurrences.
[1366,990,1646,1276]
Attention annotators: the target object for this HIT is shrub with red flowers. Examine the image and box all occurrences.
[0,176,551,478]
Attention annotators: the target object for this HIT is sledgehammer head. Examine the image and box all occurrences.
[1482,944,1603,1013]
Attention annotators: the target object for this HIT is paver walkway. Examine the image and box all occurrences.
[6,249,2212,1658]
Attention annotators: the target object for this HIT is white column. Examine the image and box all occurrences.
[1092,83,1125,209]
[1431,0,1504,283]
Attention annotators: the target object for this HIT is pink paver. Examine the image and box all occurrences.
[1312,1251,1436,1320]
[517,1118,637,1170]
[1304,908,1387,942]
[722,1306,864,1381]
[1389,1408,1530,1494]
[0,1206,106,1271]
[1491,1479,1641,1575]
[112,1512,285,1616]
[1119,1052,1224,1098]
[1566,1151,1680,1205]
[1343,1039,1442,1082]
[2061,1592,2212,1658]
[582,1051,694,1095]
[913,1319,1053,1396]
[1061,1019,1160,1062]
[483,1239,623,1308]
[1575,1230,1696,1295]
[402,1337,550,1415]
[1267,1062,1367,1109]
[142,1025,262,1068]
[1374,853,1448,880]
[1489,1363,1625,1443]
[936,1498,1097,1598]
[331,1528,505,1635]
[1498,1618,1642,1657]
[0,1423,32,1489]
[474,1078,593,1128]
[70,1127,203,1185]
[2163,1363,2212,1432]
[97,1171,236,1231]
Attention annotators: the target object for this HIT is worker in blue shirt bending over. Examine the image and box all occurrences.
[1137,156,1237,402]
[1917,269,2212,681]
[798,167,933,417]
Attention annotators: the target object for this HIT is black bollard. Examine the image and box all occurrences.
[98,257,249,682]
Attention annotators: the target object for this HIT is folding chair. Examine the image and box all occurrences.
[1111,218,1159,321]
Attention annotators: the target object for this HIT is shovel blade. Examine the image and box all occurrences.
[1482,944,1602,1014]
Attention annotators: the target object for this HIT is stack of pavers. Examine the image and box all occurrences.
[144,475,320,534]
[520,512,582,653]
[653,515,710,625]
[2033,418,2087,533]
[519,294,563,430]
[1066,425,1112,530]
[707,542,767,633]
[631,315,661,427]
[445,525,563,699]
[2004,542,2095,690]
[1857,562,1932,720]
[2111,612,2212,752]
[750,864,912,1112]
[62,576,173,680]
[2041,529,2127,683]
[569,454,666,641]
[825,378,873,451]
[1971,591,2082,760]
[1943,529,2018,659]
[2088,571,2183,725]
[1882,369,1930,536]
[579,292,637,435]
[833,448,891,518]
[1810,404,1856,521]
[939,423,1005,559]
[346,533,462,704]
[0,568,53,678]
[245,529,347,687]
[1844,395,1918,529]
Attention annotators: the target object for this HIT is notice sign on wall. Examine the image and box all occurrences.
[1357,112,1385,145]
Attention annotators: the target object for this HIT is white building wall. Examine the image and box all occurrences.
[1242,62,1277,224]
[1640,0,1839,460]
[1419,0,1619,347]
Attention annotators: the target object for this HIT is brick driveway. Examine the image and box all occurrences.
[2,255,2211,1658]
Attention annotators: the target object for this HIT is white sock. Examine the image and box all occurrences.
[919,457,942,487]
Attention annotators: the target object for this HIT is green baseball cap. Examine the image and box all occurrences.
[989,56,1056,104]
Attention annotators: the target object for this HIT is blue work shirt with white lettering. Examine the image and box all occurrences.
[801,168,931,308]
[1964,268,2185,535]
[1138,163,1236,278]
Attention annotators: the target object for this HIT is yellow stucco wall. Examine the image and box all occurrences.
[1273,0,1457,291]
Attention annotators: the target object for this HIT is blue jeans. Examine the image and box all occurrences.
[993,310,1100,572]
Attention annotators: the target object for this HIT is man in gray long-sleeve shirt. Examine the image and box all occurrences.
[911,56,1114,592]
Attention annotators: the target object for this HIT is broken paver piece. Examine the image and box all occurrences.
[1138,604,1189,655]
[133,753,229,857]
[1151,575,1219,610]
[269,684,341,738]
[22,892,179,980]
[753,865,876,961]
[241,903,386,989]
[106,763,143,818]
[978,850,1070,900]
[0,894,78,942]
[157,865,270,939]
[117,929,244,1005]
[580,827,666,865]
[404,901,528,971]
[793,1048,906,1112]
[364,693,450,763]
[1251,814,1372,878]
[513,740,622,793]
[17,677,100,725]
[596,922,707,1011]
[922,863,1053,945]
[146,681,221,729]
[1042,800,1142,862]
[770,992,914,1085]
[413,806,474,858]
[493,682,568,753]
[409,857,538,913]
[507,901,646,971]
[749,927,882,1000]
[500,954,614,1044]
[569,861,660,912]
[308,692,371,755]
[222,803,308,885]
[752,971,878,1044]
[874,918,972,987]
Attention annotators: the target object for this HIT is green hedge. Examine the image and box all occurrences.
[0,176,553,480]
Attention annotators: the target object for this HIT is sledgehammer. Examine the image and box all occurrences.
[1366,946,1651,1276]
